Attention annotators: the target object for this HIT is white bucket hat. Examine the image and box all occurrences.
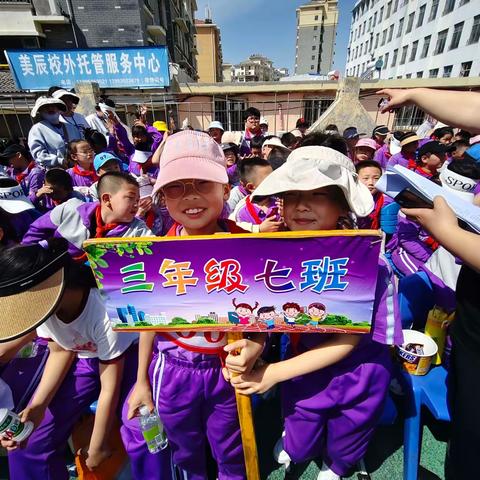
[132,150,152,164]
[208,121,224,131]
[52,89,80,103]
[252,146,374,217]
[260,117,268,126]
[262,137,291,153]
[0,184,35,213]
[31,96,67,117]
[439,168,478,203]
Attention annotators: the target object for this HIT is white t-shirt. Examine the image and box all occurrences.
[37,289,137,361]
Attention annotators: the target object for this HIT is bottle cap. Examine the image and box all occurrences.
[139,405,151,416]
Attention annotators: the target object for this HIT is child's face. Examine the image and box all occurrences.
[452,145,468,160]
[358,166,382,194]
[259,311,275,320]
[104,184,140,223]
[163,179,229,234]
[10,153,29,171]
[262,145,273,159]
[46,182,70,202]
[421,152,446,173]
[224,150,237,167]
[283,187,347,231]
[251,147,262,157]
[403,141,418,154]
[355,146,374,162]
[236,306,251,317]
[98,160,121,176]
[72,142,94,169]
[308,306,325,317]
[208,128,223,143]
[439,133,453,145]
[244,165,273,193]
[285,307,298,317]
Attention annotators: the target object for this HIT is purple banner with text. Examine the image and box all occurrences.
[84,231,382,334]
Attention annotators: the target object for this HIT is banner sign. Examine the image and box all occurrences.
[5,46,170,90]
[84,231,382,334]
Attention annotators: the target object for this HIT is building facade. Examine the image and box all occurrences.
[295,0,339,75]
[228,54,288,83]
[0,0,198,81]
[345,0,480,79]
[195,19,223,83]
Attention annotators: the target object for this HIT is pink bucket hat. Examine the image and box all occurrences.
[153,130,228,194]
[355,138,377,151]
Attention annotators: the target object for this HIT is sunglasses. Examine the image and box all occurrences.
[161,179,217,200]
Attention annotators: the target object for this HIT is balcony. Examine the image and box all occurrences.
[175,17,188,33]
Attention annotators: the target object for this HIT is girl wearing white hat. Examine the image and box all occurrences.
[27,96,81,169]
[228,146,403,480]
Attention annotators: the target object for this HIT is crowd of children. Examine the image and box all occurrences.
[0,86,479,480]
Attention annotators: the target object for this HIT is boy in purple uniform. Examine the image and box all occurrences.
[1,144,44,203]
[229,146,403,480]
[387,132,419,168]
[23,171,152,258]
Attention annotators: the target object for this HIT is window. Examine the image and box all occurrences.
[375,33,380,48]
[314,25,318,31]
[397,18,404,37]
[406,73,412,78]
[443,65,453,77]
[459,0,470,4]
[429,68,439,78]
[312,45,316,50]
[381,29,387,45]
[406,13,414,33]
[365,40,369,51]
[388,24,394,42]
[429,0,439,21]
[393,105,426,130]
[410,40,418,61]
[312,55,316,60]
[391,48,398,66]
[416,71,423,78]
[443,0,455,15]
[393,0,399,13]
[460,61,472,77]
[315,15,319,20]
[363,21,367,34]
[434,29,448,54]
[368,17,372,31]
[450,22,464,49]
[373,12,377,26]
[468,15,480,44]
[421,35,431,57]
[311,65,315,70]
[379,6,384,22]
[386,1,392,17]
[384,52,390,68]
[417,4,426,27]
[400,45,408,64]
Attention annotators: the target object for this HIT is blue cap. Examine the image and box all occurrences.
[94,152,120,172]
[465,143,480,163]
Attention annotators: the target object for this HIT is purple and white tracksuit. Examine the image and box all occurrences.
[151,333,246,480]
[7,165,45,203]
[22,198,152,257]
[281,257,403,476]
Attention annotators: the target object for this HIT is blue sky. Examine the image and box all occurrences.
[196,0,356,74]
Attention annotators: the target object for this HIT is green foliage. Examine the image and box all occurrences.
[295,313,312,325]
[134,321,153,327]
[170,317,189,325]
[324,314,352,325]
[352,322,371,327]
[114,323,131,328]
[195,317,218,324]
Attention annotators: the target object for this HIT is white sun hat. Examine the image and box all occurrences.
[252,146,374,217]
[31,96,67,117]
[52,89,80,103]
[262,137,291,153]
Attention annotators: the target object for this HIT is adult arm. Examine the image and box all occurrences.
[377,88,480,134]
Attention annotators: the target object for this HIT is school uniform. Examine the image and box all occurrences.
[373,144,390,170]
[150,220,247,480]
[66,165,98,188]
[387,151,415,169]
[7,163,45,203]
[281,257,403,476]
[230,195,277,233]
[7,289,172,480]
[22,198,152,257]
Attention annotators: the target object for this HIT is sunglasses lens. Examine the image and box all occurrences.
[195,180,215,195]
[163,182,184,199]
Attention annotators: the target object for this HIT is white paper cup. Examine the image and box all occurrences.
[396,329,438,376]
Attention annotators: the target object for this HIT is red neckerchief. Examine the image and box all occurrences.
[369,193,385,230]
[94,206,120,238]
[245,196,263,225]
[15,161,35,183]
[145,209,155,229]
[73,165,98,181]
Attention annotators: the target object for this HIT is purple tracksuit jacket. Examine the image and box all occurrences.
[7,165,45,204]
[281,256,403,476]
[22,198,152,257]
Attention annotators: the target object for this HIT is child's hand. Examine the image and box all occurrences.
[137,196,153,218]
[230,362,279,395]
[402,196,458,237]
[79,445,112,471]
[127,380,154,420]
[20,404,46,430]
[259,216,283,233]
[223,338,264,380]
[36,184,53,198]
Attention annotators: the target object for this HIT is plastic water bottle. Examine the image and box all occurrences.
[0,408,33,442]
[139,405,168,453]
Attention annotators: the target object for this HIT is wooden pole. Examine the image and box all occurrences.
[227,332,260,480]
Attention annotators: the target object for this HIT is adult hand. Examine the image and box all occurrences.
[376,88,413,113]
[259,216,283,232]
[402,196,458,237]
[136,196,153,217]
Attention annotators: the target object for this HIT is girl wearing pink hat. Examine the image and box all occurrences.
[127,131,265,480]
[353,138,377,164]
